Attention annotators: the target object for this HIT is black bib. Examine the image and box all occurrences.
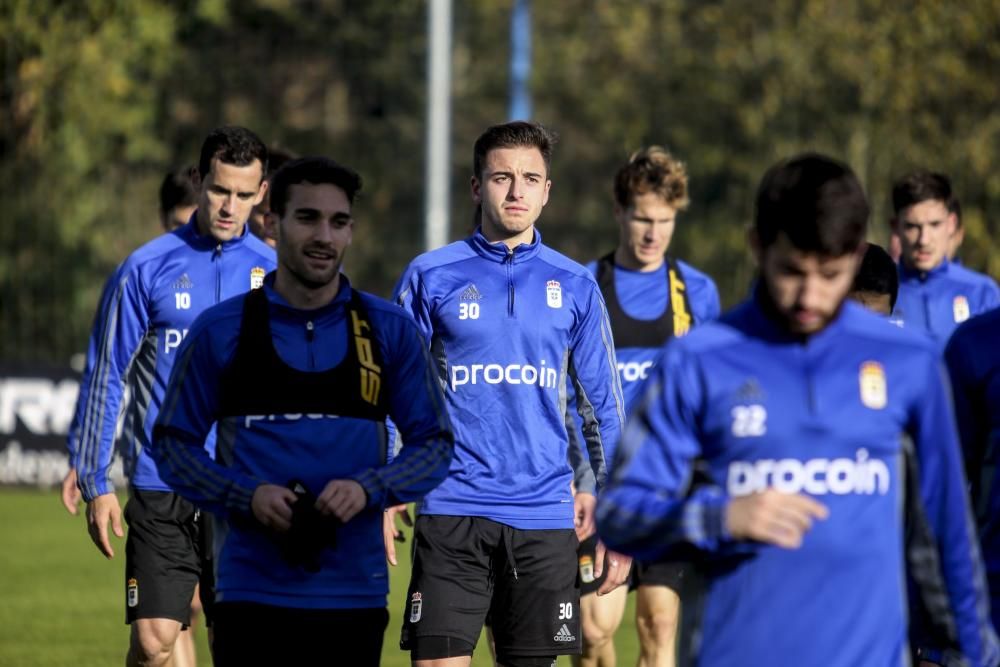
[217,286,388,422]
[595,253,693,349]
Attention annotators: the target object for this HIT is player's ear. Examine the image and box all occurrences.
[747,227,762,265]
[470,176,482,205]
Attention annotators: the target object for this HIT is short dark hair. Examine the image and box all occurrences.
[851,243,899,310]
[268,156,363,216]
[159,166,197,216]
[891,170,954,217]
[197,126,268,180]
[473,121,556,181]
[265,146,298,180]
[614,146,689,210]
[755,153,869,256]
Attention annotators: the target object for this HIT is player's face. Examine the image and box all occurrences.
[757,233,861,335]
[162,204,196,232]
[274,182,353,289]
[615,192,677,271]
[195,158,267,243]
[894,199,956,272]
[472,146,551,247]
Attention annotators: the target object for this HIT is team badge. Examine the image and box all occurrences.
[250,266,266,290]
[127,578,139,608]
[546,280,562,308]
[859,361,887,410]
[409,592,423,623]
[953,295,970,323]
[578,554,595,584]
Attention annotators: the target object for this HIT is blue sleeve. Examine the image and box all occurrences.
[568,283,626,492]
[911,355,1000,666]
[75,264,149,501]
[596,342,754,561]
[152,315,262,517]
[352,313,454,507]
[945,328,988,479]
[67,271,121,468]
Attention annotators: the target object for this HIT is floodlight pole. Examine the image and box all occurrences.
[509,0,532,120]
[425,0,452,251]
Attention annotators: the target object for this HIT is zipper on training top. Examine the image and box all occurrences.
[213,243,223,303]
[305,320,315,369]
[505,248,515,317]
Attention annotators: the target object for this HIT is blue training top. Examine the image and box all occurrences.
[151,275,454,609]
[393,227,626,530]
[894,259,1000,347]
[73,217,276,501]
[597,296,998,667]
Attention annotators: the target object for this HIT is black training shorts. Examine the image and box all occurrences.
[632,556,689,593]
[400,515,581,661]
[123,488,213,626]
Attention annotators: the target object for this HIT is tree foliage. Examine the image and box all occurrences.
[2,0,998,362]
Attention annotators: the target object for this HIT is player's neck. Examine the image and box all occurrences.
[481,222,535,251]
[613,247,664,272]
[274,269,341,311]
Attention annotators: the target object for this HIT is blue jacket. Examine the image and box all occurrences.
[151,275,454,609]
[895,260,1000,346]
[597,297,998,667]
[571,258,720,494]
[946,307,1000,635]
[73,219,276,501]
[393,228,626,530]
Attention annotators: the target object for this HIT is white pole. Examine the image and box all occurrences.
[425,0,452,251]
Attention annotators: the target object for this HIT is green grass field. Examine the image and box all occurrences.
[0,489,641,666]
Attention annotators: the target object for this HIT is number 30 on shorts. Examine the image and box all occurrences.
[558,602,573,619]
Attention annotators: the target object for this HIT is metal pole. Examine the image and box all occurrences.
[509,0,532,120]
[424,0,453,251]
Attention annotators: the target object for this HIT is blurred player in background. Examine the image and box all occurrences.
[597,153,999,667]
[890,170,999,345]
[159,167,199,232]
[848,243,898,318]
[73,126,274,667]
[247,146,297,248]
[569,147,720,667]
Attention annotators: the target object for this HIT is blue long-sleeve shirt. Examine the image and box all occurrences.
[151,275,454,608]
[895,260,1000,346]
[946,306,1000,635]
[598,297,998,667]
[74,219,276,500]
[393,228,626,530]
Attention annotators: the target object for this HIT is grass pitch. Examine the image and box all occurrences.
[0,489,640,666]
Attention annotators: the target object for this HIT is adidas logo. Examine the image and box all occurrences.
[460,284,483,301]
[172,273,194,289]
[553,624,576,642]
[734,378,764,402]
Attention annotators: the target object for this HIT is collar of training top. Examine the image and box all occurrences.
[467,226,542,263]
[898,257,951,282]
[178,215,254,252]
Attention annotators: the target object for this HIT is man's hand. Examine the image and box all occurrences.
[383,504,413,566]
[573,492,597,542]
[725,489,829,549]
[61,467,82,515]
[315,479,367,523]
[251,484,297,532]
[594,540,633,596]
[86,493,124,558]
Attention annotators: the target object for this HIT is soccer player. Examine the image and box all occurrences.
[848,242,898,318]
[569,147,719,667]
[596,154,999,666]
[395,121,628,667]
[946,308,1000,638]
[247,146,297,248]
[159,166,199,232]
[151,156,454,666]
[890,170,999,345]
[74,126,276,667]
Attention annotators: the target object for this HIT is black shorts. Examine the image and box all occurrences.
[212,602,388,666]
[400,515,580,660]
[123,489,214,626]
[632,556,689,593]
